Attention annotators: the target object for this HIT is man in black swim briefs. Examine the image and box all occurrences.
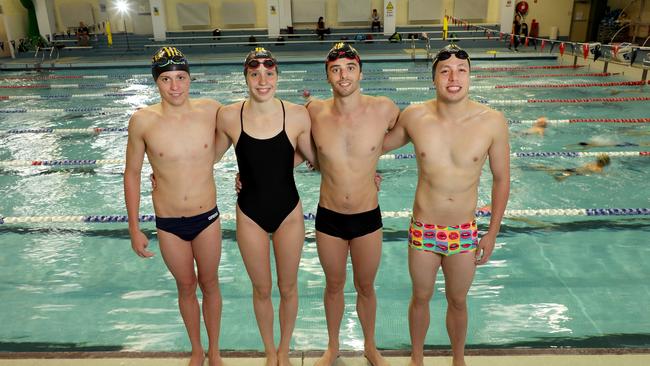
[306,43,400,366]
[124,47,224,366]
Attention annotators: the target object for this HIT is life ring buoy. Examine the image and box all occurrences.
[516,1,529,16]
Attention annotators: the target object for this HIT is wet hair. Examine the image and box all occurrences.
[596,154,611,166]
[325,42,362,71]
[151,47,190,81]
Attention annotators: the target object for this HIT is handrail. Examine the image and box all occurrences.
[150,29,491,41]
[143,36,492,48]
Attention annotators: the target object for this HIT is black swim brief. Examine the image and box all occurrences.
[315,205,382,240]
[155,205,220,241]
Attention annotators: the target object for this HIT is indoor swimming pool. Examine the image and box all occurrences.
[0,59,649,352]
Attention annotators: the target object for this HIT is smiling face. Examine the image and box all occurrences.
[326,57,362,98]
[245,58,278,102]
[433,54,470,104]
[155,70,190,106]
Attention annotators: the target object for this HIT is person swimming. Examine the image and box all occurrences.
[567,136,650,149]
[530,153,611,181]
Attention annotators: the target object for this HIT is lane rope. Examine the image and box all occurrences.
[0,72,623,89]
[0,66,585,82]
[2,95,649,114]
[3,118,648,136]
[1,151,648,168]
[1,207,649,224]
[3,80,647,99]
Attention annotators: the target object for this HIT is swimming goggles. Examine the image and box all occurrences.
[433,48,470,63]
[246,58,277,69]
[152,54,188,68]
[326,49,360,62]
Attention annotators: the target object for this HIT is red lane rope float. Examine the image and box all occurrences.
[472,65,584,72]
[495,81,646,89]
[569,118,650,123]
[474,72,619,79]
[527,96,650,103]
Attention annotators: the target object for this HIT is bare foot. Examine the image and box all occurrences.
[363,348,389,366]
[407,358,423,366]
[278,350,293,366]
[188,351,205,366]
[207,349,223,366]
[265,353,278,366]
[452,357,467,366]
[314,348,339,366]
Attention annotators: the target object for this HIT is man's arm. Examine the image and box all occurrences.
[295,106,319,170]
[124,112,154,257]
[382,108,410,154]
[214,106,232,163]
[476,114,510,265]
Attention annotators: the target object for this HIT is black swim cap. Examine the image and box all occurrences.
[431,44,470,80]
[325,42,362,71]
[151,47,190,81]
[243,47,278,75]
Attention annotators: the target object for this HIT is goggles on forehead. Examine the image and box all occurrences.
[246,58,277,69]
[152,54,188,69]
[434,48,470,63]
[326,49,360,62]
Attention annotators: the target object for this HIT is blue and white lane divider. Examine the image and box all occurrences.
[2,127,128,134]
[3,118,648,135]
[3,97,650,115]
[0,151,648,168]
[0,107,126,114]
[0,73,207,81]
[1,207,649,224]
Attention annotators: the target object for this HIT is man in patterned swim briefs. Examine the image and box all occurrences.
[383,44,511,366]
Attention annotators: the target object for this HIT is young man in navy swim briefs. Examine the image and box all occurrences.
[306,43,400,366]
[383,44,510,366]
[124,47,224,366]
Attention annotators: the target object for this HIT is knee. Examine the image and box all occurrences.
[324,277,346,295]
[278,280,297,300]
[252,282,273,300]
[411,289,433,306]
[176,277,198,296]
[353,279,375,299]
[446,294,468,312]
[197,274,219,294]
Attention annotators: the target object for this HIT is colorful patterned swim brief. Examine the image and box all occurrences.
[408,216,478,256]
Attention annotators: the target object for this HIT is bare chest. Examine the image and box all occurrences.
[313,118,384,161]
[411,123,489,169]
[146,122,215,163]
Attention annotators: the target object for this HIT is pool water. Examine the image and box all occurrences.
[0,59,649,352]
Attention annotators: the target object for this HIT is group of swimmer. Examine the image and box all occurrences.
[124,43,511,366]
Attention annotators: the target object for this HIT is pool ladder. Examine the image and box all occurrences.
[410,36,432,62]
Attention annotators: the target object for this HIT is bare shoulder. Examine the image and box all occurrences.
[473,102,506,127]
[128,104,159,131]
[283,100,311,120]
[218,101,242,119]
[367,95,399,113]
[216,101,242,130]
[399,100,432,124]
[193,98,222,112]
[305,97,329,114]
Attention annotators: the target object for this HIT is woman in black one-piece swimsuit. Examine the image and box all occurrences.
[214,48,317,366]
